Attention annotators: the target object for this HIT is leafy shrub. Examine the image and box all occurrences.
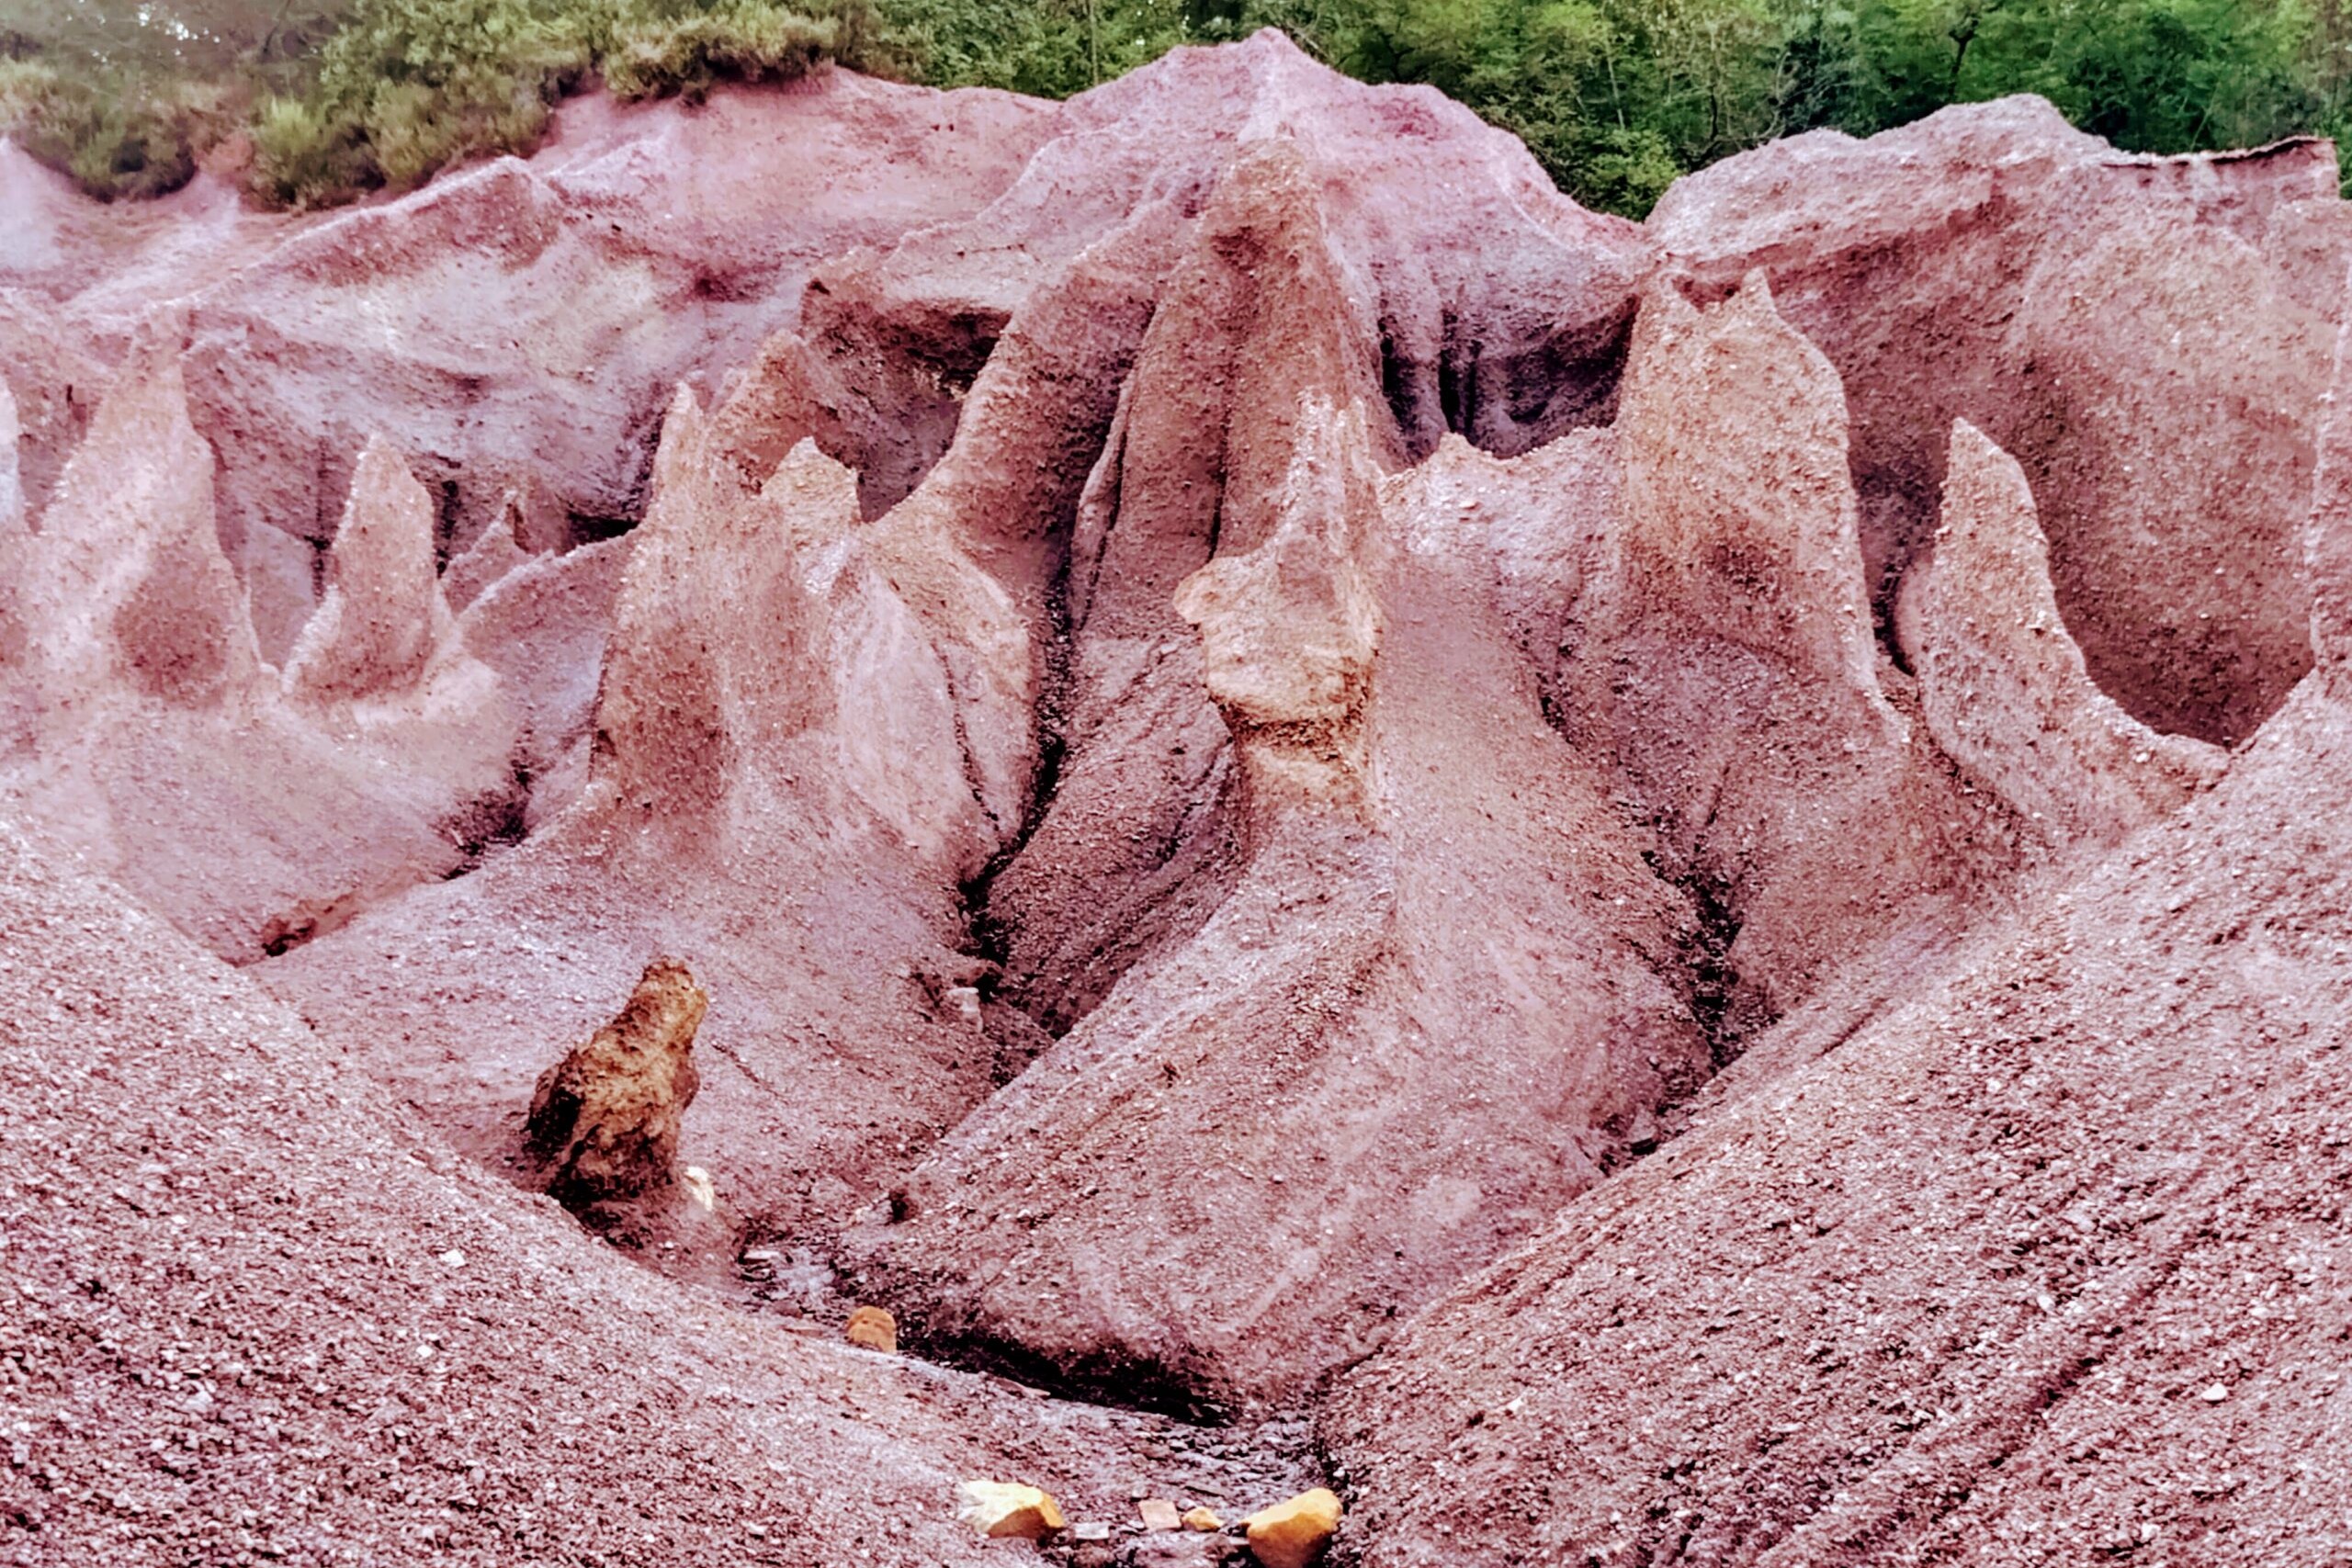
[602,0,903,100]
[885,0,1188,98]
[606,15,827,99]
[247,0,594,205]
[0,56,235,199]
[242,0,901,205]
[247,90,371,206]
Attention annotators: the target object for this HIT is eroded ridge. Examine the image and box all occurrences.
[1904,419,2227,846]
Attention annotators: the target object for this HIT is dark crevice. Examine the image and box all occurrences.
[567,512,636,547]
[957,617,1074,984]
[1377,320,1413,449]
[1881,593,1917,678]
[1677,864,1746,1072]
[1436,306,1466,435]
[433,477,462,569]
[441,761,535,877]
[253,889,366,960]
[256,913,316,960]
[894,1313,1236,1427]
[1385,299,1637,464]
[949,355,1136,993]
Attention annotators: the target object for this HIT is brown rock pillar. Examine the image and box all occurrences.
[525,957,708,1230]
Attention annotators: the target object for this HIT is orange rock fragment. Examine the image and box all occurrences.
[1243,1487,1340,1568]
[845,1304,898,1353]
[956,1480,1065,1540]
[1182,1506,1223,1531]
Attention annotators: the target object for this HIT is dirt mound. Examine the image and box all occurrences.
[0,329,522,963]
[254,383,1018,1256]
[282,434,467,704]
[438,490,538,613]
[2,325,257,709]
[728,28,1648,522]
[1325,663,2352,1568]
[1555,269,1955,1032]
[1318,233,2352,1568]
[0,824,1316,1565]
[450,535,631,829]
[824,130,1687,1412]
[846,387,1708,1414]
[0,288,107,519]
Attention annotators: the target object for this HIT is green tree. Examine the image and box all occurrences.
[6,0,2349,212]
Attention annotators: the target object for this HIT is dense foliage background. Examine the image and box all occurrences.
[2,0,2348,211]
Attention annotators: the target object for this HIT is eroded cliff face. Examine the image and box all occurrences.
[3,30,2348,1566]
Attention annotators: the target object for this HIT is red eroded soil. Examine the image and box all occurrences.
[2,31,2348,1568]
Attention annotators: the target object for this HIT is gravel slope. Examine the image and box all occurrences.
[0,826,1307,1567]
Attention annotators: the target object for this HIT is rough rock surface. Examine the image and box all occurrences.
[1903,420,2229,847]
[1245,1487,1342,1568]
[440,488,539,612]
[775,29,1648,521]
[1324,670,2352,1567]
[1651,101,2352,745]
[6,329,261,711]
[1555,272,1999,1035]
[847,395,1712,1414]
[0,336,519,963]
[257,389,1012,1253]
[2306,293,2352,677]
[282,435,462,704]
[524,954,708,1226]
[1,33,2346,1567]
[451,534,632,828]
[7,76,1054,658]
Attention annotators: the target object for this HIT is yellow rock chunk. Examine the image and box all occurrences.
[1244,1488,1341,1568]
[1182,1506,1223,1531]
[845,1304,898,1353]
[956,1480,1066,1540]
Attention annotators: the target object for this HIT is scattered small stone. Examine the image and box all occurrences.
[1182,1506,1223,1532]
[956,1480,1065,1540]
[2200,1383,2230,1403]
[1072,1522,1112,1541]
[1627,1107,1660,1155]
[437,1248,465,1269]
[1139,1498,1183,1531]
[845,1304,898,1353]
[1243,1488,1341,1568]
